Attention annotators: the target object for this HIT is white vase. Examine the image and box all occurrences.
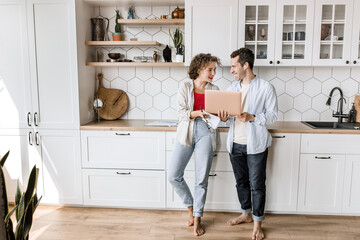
[175,54,183,62]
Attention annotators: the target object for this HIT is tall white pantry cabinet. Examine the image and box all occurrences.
[0,0,82,204]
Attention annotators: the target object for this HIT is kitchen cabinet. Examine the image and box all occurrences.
[239,0,277,66]
[0,0,82,205]
[298,134,360,214]
[34,129,82,204]
[265,133,300,212]
[342,155,360,213]
[312,0,355,66]
[81,130,166,208]
[185,0,238,66]
[0,129,31,202]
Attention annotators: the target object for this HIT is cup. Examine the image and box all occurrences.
[283,32,287,41]
[161,15,167,19]
[295,31,305,40]
[288,32,293,41]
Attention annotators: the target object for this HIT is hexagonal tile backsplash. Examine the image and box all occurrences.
[95,6,360,121]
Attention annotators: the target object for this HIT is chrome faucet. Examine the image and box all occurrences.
[326,87,348,123]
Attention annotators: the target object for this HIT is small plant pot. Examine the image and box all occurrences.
[175,54,183,62]
[112,32,122,41]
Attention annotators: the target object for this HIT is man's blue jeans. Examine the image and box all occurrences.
[229,143,268,221]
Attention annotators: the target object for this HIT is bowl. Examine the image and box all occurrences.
[108,53,121,60]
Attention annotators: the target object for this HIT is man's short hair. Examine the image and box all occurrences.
[230,48,254,70]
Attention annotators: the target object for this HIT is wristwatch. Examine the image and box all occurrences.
[250,114,256,122]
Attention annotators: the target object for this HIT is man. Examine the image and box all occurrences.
[218,48,278,240]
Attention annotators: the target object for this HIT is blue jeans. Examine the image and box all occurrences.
[229,143,268,222]
[168,117,213,217]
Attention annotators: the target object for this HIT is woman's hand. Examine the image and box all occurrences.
[218,110,229,122]
[235,112,254,122]
[190,110,208,119]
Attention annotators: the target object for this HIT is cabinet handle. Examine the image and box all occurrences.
[35,132,40,146]
[346,60,350,64]
[34,112,39,126]
[28,132,33,146]
[353,60,357,64]
[276,60,280,64]
[212,153,217,157]
[116,172,131,175]
[209,173,217,177]
[315,156,331,159]
[27,112,31,126]
[115,133,130,136]
[272,135,285,138]
[269,61,273,64]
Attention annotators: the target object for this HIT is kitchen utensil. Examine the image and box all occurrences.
[108,53,121,59]
[95,73,128,120]
[354,95,360,123]
[91,17,110,41]
[171,6,185,19]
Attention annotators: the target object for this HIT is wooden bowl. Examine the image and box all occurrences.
[108,53,121,60]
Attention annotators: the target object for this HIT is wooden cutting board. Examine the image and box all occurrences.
[96,73,128,120]
[355,95,360,123]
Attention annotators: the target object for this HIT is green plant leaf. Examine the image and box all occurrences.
[4,204,18,224]
[24,166,37,206]
[0,150,10,167]
[0,166,9,240]
[22,198,34,239]
[16,195,25,222]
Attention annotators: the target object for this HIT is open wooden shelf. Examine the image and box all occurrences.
[117,19,184,25]
[85,41,160,46]
[86,62,184,67]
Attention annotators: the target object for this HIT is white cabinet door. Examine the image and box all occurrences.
[350,0,360,65]
[27,0,79,129]
[81,131,165,169]
[312,0,353,66]
[185,0,238,66]
[298,154,345,213]
[167,171,239,211]
[0,0,32,129]
[239,0,276,66]
[35,129,82,204]
[266,133,300,212]
[83,169,165,208]
[0,129,31,202]
[274,0,314,66]
[342,155,360,213]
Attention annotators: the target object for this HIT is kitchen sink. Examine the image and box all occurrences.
[302,121,360,129]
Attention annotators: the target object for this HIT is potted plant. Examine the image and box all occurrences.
[169,28,184,62]
[112,10,123,41]
[0,150,41,240]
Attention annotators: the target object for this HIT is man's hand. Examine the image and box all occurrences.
[218,110,229,122]
[235,112,254,122]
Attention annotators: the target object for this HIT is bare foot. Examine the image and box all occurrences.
[227,213,253,226]
[194,217,205,236]
[252,221,264,240]
[187,206,194,226]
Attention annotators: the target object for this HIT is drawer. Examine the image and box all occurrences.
[166,151,232,172]
[81,131,165,169]
[83,169,165,208]
[301,134,360,154]
[165,131,228,152]
[166,171,239,210]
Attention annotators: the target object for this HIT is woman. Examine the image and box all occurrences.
[168,53,221,236]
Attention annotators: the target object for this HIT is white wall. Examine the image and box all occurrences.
[92,6,360,121]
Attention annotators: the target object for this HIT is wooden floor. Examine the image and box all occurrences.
[26,206,360,240]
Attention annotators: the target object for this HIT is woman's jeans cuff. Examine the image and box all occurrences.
[193,212,203,217]
[252,214,265,222]
[241,208,252,214]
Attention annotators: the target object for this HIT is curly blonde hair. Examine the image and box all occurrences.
[188,53,221,80]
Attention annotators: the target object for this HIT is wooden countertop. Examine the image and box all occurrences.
[80,120,360,134]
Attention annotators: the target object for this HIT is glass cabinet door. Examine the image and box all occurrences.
[275,0,314,66]
[313,0,353,66]
[239,0,276,66]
